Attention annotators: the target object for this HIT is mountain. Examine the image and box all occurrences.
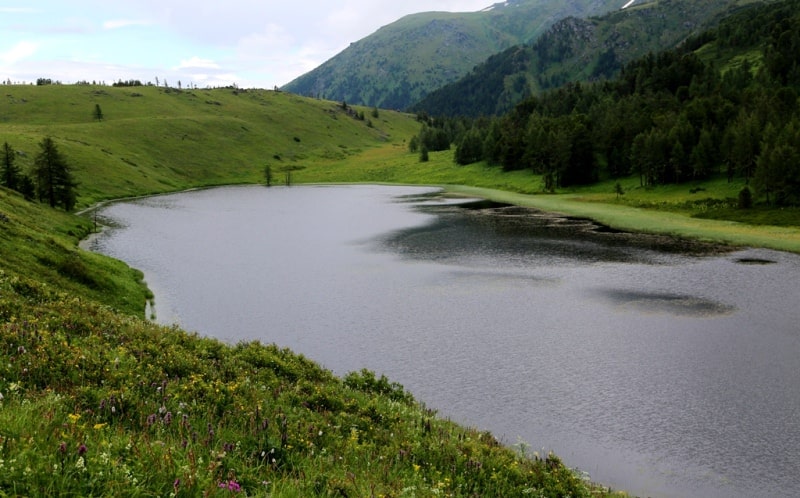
[412,0,770,117]
[281,0,630,109]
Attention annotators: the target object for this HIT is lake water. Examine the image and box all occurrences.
[84,185,800,498]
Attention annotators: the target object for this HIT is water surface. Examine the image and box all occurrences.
[86,185,800,498]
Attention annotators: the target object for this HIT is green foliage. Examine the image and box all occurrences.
[1,142,21,191]
[419,145,429,162]
[429,0,800,203]
[738,185,753,209]
[33,137,77,211]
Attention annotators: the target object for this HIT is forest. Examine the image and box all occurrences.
[418,0,800,206]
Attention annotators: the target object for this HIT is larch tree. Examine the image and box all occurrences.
[1,141,21,191]
[33,137,78,210]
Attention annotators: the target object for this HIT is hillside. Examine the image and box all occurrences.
[281,0,630,109]
[413,0,770,117]
[0,85,419,208]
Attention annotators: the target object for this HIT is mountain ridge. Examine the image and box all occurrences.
[281,0,630,109]
[412,0,770,117]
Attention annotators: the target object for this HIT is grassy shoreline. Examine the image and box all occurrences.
[436,185,800,253]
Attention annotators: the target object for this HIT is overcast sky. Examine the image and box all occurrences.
[0,1,493,89]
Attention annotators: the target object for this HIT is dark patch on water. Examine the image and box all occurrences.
[379,198,731,267]
[595,289,736,317]
[735,258,776,265]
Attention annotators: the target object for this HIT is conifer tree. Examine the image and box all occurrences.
[33,137,77,210]
[1,141,21,191]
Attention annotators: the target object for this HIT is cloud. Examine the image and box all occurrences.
[102,19,154,30]
[0,41,38,66]
[0,7,40,14]
[174,56,220,70]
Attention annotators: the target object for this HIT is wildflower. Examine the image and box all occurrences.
[218,480,241,492]
[93,423,107,430]
[77,444,87,456]
[68,413,81,423]
[58,442,67,454]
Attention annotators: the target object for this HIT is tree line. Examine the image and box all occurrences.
[2,138,77,211]
[413,0,800,205]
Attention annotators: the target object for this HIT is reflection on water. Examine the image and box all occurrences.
[594,289,736,317]
[86,185,800,498]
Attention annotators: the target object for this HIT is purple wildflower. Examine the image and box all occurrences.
[218,480,242,492]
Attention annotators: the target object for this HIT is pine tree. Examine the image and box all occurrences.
[1,141,21,191]
[33,137,78,210]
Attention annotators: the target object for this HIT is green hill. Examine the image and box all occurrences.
[281,0,630,109]
[413,0,771,117]
[0,85,419,208]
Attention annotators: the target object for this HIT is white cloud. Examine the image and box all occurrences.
[0,1,496,88]
[174,56,220,70]
[102,19,154,30]
[0,7,40,14]
[0,41,38,66]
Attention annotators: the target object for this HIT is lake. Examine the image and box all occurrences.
[84,184,800,498]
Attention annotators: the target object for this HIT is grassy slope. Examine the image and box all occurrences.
[0,85,419,207]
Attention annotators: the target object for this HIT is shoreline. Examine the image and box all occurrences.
[76,182,800,256]
[439,184,800,254]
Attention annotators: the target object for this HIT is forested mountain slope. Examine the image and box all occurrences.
[443,0,800,205]
[281,0,629,109]
[413,0,771,117]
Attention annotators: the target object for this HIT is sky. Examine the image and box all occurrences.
[0,1,494,89]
